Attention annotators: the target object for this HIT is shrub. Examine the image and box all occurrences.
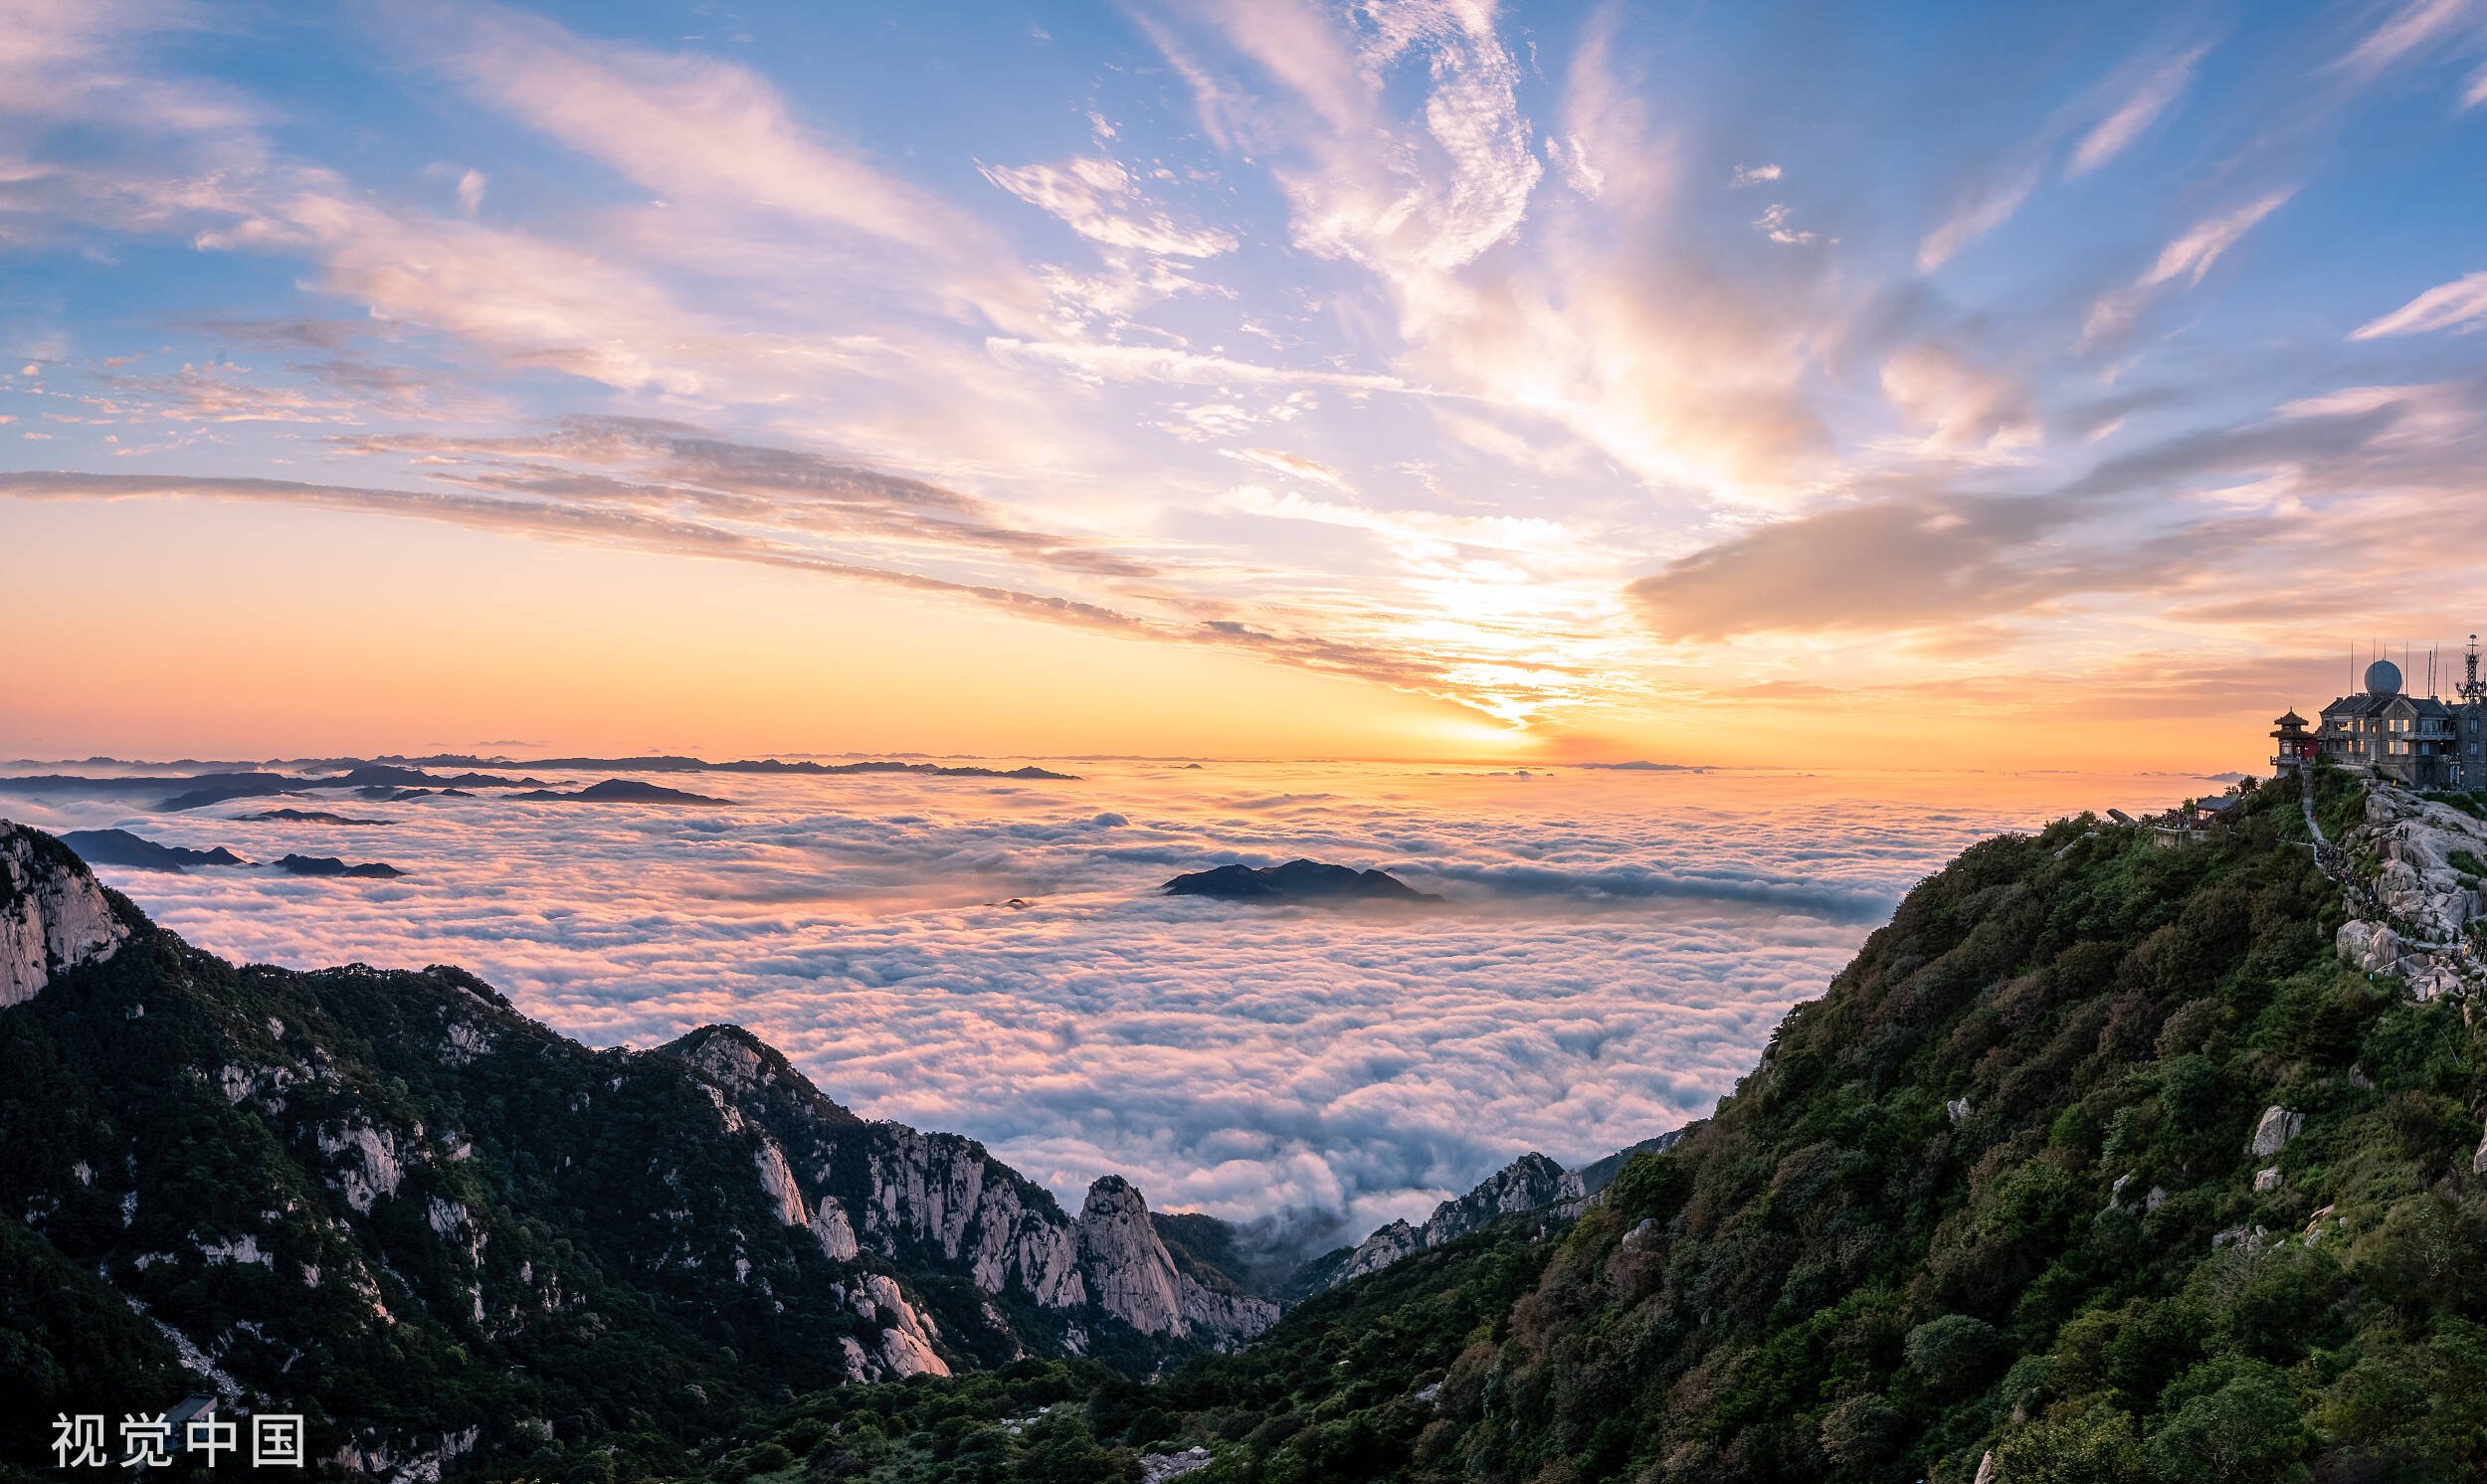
[2146,1359,2309,1484]
[1992,1401,2148,1484]
[1817,1393,1897,1468]
[1906,1313,2003,1395]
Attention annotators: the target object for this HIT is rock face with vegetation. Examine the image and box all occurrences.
[1,821,129,1007]
[2330,784,2487,1002]
[0,824,1271,1477]
[1309,1152,1588,1293]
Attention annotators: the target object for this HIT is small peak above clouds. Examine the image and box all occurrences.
[1161,858,1442,903]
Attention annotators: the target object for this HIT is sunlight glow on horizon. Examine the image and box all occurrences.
[3,0,2484,767]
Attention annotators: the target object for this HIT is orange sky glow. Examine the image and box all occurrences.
[7,2,2486,776]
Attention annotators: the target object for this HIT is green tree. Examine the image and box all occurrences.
[2146,1362,2309,1484]
[1993,1402,2147,1484]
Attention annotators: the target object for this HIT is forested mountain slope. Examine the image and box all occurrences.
[680,767,2487,1484]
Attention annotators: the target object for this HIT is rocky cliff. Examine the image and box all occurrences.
[1071,1176,1276,1345]
[0,820,130,1007]
[657,1024,1273,1357]
[1316,1150,1588,1290]
[2329,780,2487,1001]
[0,822,1272,1476]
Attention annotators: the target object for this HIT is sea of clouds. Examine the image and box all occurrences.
[0,761,2211,1258]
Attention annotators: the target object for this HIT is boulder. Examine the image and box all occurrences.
[2247,1106,2303,1160]
[2409,963,2464,1003]
[2337,920,2402,974]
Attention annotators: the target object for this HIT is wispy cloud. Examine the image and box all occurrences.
[1633,373,2487,643]
[1752,202,1815,245]
[2144,190,2295,288]
[2068,44,2211,177]
[0,460,1572,716]
[2335,0,2475,83]
[1917,165,2040,273]
[2349,270,2487,339]
[983,337,1412,393]
[1223,447,1352,489]
[2081,189,2294,348]
[982,155,1238,258]
[400,0,1042,327]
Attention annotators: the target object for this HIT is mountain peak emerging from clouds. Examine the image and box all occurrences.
[1162,859,1442,904]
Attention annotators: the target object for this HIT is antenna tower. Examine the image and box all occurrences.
[2463,634,2487,706]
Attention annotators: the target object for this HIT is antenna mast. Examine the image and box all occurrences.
[2463,634,2487,705]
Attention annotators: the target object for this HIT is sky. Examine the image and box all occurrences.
[0,760,2211,1249]
[5,0,2487,767]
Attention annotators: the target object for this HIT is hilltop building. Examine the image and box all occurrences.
[2302,643,2487,789]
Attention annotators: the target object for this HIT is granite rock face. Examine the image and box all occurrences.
[1,822,131,1007]
[1324,1151,1588,1289]
[654,1024,1279,1359]
[1077,1176,1189,1336]
[1071,1175,1276,1347]
[2248,1106,2305,1160]
[2334,785,2487,991]
[2335,919,2403,975]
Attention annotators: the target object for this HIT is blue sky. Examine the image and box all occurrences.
[5,0,2487,763]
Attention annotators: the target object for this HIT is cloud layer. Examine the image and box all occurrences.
[1,762,2200,1242]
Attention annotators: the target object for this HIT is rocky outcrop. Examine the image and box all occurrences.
[1424,1152,1588,1240]
[1077,1176,1187,1336]
[2337,920,2403,975]
[1332,1218,1423,1286]
[1072,1176,1276,1347]
[658,1023,1273,1361]
[850,1123,1086,1308]
[2331,783,2487,998]
[837,1272,948,1380]
[316,1122,408,1213]
[2247,1106,2304,1160]
[1,822,131,1007]
[2367,789,2483,941]
[1323,1152,1588,1289]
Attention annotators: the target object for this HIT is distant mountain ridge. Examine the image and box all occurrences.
[0,756,1079,812]
[58,830,248,872]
